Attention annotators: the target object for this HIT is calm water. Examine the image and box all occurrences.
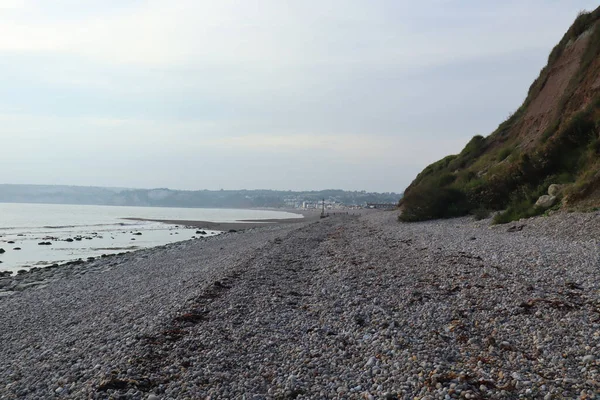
[0,203,301,272]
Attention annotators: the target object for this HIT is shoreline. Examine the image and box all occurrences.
[123,211,320,231]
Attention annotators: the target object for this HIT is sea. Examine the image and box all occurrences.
[0,203,302,273]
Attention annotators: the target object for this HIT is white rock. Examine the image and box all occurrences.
[535,195,557,209]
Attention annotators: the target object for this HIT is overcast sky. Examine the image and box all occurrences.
[1,0,597,192]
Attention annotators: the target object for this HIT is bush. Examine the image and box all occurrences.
[492,183,550,224]
[399,185,470,222]
[471,208,491,221]
[497,147,513,161]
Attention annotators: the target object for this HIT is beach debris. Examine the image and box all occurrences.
[507,224,525,232]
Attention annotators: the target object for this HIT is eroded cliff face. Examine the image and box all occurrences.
[401,8,600,222]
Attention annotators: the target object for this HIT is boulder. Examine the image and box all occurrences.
[535,195,557,209]
[0,248,4,254]
[548,184,564,197]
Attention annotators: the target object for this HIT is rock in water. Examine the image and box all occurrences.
[0,248,4,254]
[535,195,556,209]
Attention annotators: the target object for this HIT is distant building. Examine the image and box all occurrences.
[366,203,397,210]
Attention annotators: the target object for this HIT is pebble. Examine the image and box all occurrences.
[1,211,600,398]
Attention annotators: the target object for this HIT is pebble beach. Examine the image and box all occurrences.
[1,210,600,399]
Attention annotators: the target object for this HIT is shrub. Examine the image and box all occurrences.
[399,185,470,222]
[471,208,491,221]
[497,147,513,161]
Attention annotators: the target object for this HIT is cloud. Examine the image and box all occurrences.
[1,0,598,191]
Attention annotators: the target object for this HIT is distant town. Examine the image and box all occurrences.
[0,184,402,210]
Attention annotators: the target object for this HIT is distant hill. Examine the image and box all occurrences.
[400,7,600,223]
[0,184,401,209]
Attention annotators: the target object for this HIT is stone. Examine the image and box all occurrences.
[13,247,21,250]
[582,355,595,364]
[535,195,556,209]
[507,225,525,232]
[0,248,4,254]
[548,184,564,197]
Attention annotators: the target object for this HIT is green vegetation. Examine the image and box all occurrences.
[400,8,600,224]
[471,208,491,221]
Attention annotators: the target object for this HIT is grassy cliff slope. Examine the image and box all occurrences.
[400,8,600,223]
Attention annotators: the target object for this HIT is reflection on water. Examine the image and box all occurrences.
[0,203,301,272]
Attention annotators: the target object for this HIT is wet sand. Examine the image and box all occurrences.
[123,211,320,231]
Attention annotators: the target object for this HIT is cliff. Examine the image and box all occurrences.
[400,7,600,223]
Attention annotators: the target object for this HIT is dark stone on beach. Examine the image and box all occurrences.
[87,257,95,261]
[101,254,108,258]
[17,234,24,236]
[17,269,27,274]
[38,242,52,246]
[0,248,4,254]
[196,230,207,235]
[7,241,15,244]
[131,238,136,240]
[65,238,74,242]
[228,229,237,233]
[13,247,21,250]
[133,232,142,236]
[507,224,525,232]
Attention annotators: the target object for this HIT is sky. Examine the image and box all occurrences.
[1,0,598,193]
